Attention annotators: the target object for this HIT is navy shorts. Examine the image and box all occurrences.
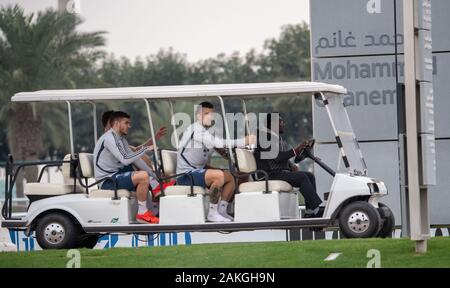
[177,169,207,188]
[101,165,136,191]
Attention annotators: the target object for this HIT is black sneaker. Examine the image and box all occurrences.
[303,206,325,218]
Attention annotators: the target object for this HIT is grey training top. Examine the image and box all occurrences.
[176,122,246,175]
[93,128,158,188]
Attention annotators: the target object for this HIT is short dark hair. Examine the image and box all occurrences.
[196,101,214,115]
[102,110,115,128]
[110,111,130,124]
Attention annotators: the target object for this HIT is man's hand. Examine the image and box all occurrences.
[294,140,310,155]
[291,164,299,172]
[245,134,257,146]
[143,127,167,148]
[155,126,167,140]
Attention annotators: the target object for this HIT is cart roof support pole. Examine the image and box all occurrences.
[169,100,179,149]
[144,99,160,171]
[66,101,74,155]
[217,96,234,166]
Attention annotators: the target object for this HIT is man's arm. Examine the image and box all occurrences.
[193,130,246,149]
[104,134,149,166]
[133,158,157,178]
[255,136,296,163]
[214,148,229,160]
[129,145,155,168]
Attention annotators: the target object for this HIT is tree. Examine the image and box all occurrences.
[258,22,311,81]
[0,5,106,196]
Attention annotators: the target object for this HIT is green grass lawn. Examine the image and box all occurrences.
[1,237,450,268]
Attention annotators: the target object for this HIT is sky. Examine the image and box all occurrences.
[0,0,310,61]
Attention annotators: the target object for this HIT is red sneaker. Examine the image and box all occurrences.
[136,210,159,224]
[152,180,176,201]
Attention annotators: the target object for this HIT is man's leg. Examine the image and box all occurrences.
[270,171,322,210]
[205,169,225,203]
[131,171,149,203]
[221,171,235,202]
[131,171,159,223]
[205,169,233,221]
[304,171,317,192]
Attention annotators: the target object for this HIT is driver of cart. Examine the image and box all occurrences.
[101,110,172,200]
[94,111,162,224]
[176,101,256,222]
[254,113,324,218]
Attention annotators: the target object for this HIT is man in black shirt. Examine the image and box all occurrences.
[254,113,323,218]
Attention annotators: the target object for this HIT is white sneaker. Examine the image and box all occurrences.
[218,209,234,221]
[207,210,232,222]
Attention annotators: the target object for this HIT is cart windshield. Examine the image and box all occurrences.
[316,93,368,176]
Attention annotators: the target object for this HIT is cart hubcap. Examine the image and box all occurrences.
[44,222,65,244]
[348,211,370,233]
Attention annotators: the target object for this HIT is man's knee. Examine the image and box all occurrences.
[206,170,225,187]
[133,171,149,184]
[224,171,235,189]
[224,171,234,182]
[304,171,315,180]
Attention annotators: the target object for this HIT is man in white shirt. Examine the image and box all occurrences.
[176,102,256,222]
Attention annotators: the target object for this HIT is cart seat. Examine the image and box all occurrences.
[235,148,293,193]
[88,189,133,198]
[239,180,292,193]
[25,154,83,197]
[159,149,207,225]
[78,153,133,199]
[160,149,206,196]
[25,183,79,196]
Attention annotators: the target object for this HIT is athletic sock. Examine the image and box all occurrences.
[138,200,148,214]
[209,203,218,211]
[218,200,229,215]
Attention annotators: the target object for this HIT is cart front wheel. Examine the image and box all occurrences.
[339,201,381,238]
[377,203,395,238]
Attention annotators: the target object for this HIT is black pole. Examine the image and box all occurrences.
[308,154,336,177]
[2,156,10,219]
[7,155,13,219]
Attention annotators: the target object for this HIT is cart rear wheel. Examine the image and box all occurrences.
[76,233,100,249]
[339,201,381,238]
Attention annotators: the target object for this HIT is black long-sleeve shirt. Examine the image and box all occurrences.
[254,128,296,174]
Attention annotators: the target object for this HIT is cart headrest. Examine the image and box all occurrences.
[235,148,256,173]
[160,150,177,176]
[78,153,94,178]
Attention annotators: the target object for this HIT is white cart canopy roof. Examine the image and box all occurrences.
[11,82,346,103]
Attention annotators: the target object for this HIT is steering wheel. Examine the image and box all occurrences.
[294,139,315,163]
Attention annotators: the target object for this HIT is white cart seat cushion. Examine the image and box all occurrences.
[25,183,81,196]
[88,189,133,198]
[239,180,293,193]
[164,185,206,196]
[78,153,94,178]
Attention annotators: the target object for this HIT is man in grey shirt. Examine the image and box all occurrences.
[93,111,159,224]
[177,102,256,222]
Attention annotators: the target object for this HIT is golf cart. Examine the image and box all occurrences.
[1,82,395,249]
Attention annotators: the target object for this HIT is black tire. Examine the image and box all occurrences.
[35,213,80,249]
[76,234,100,249]
[377,203,395,238]
[339,201,382,238]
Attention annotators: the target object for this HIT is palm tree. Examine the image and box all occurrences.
[0,5,106,197]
